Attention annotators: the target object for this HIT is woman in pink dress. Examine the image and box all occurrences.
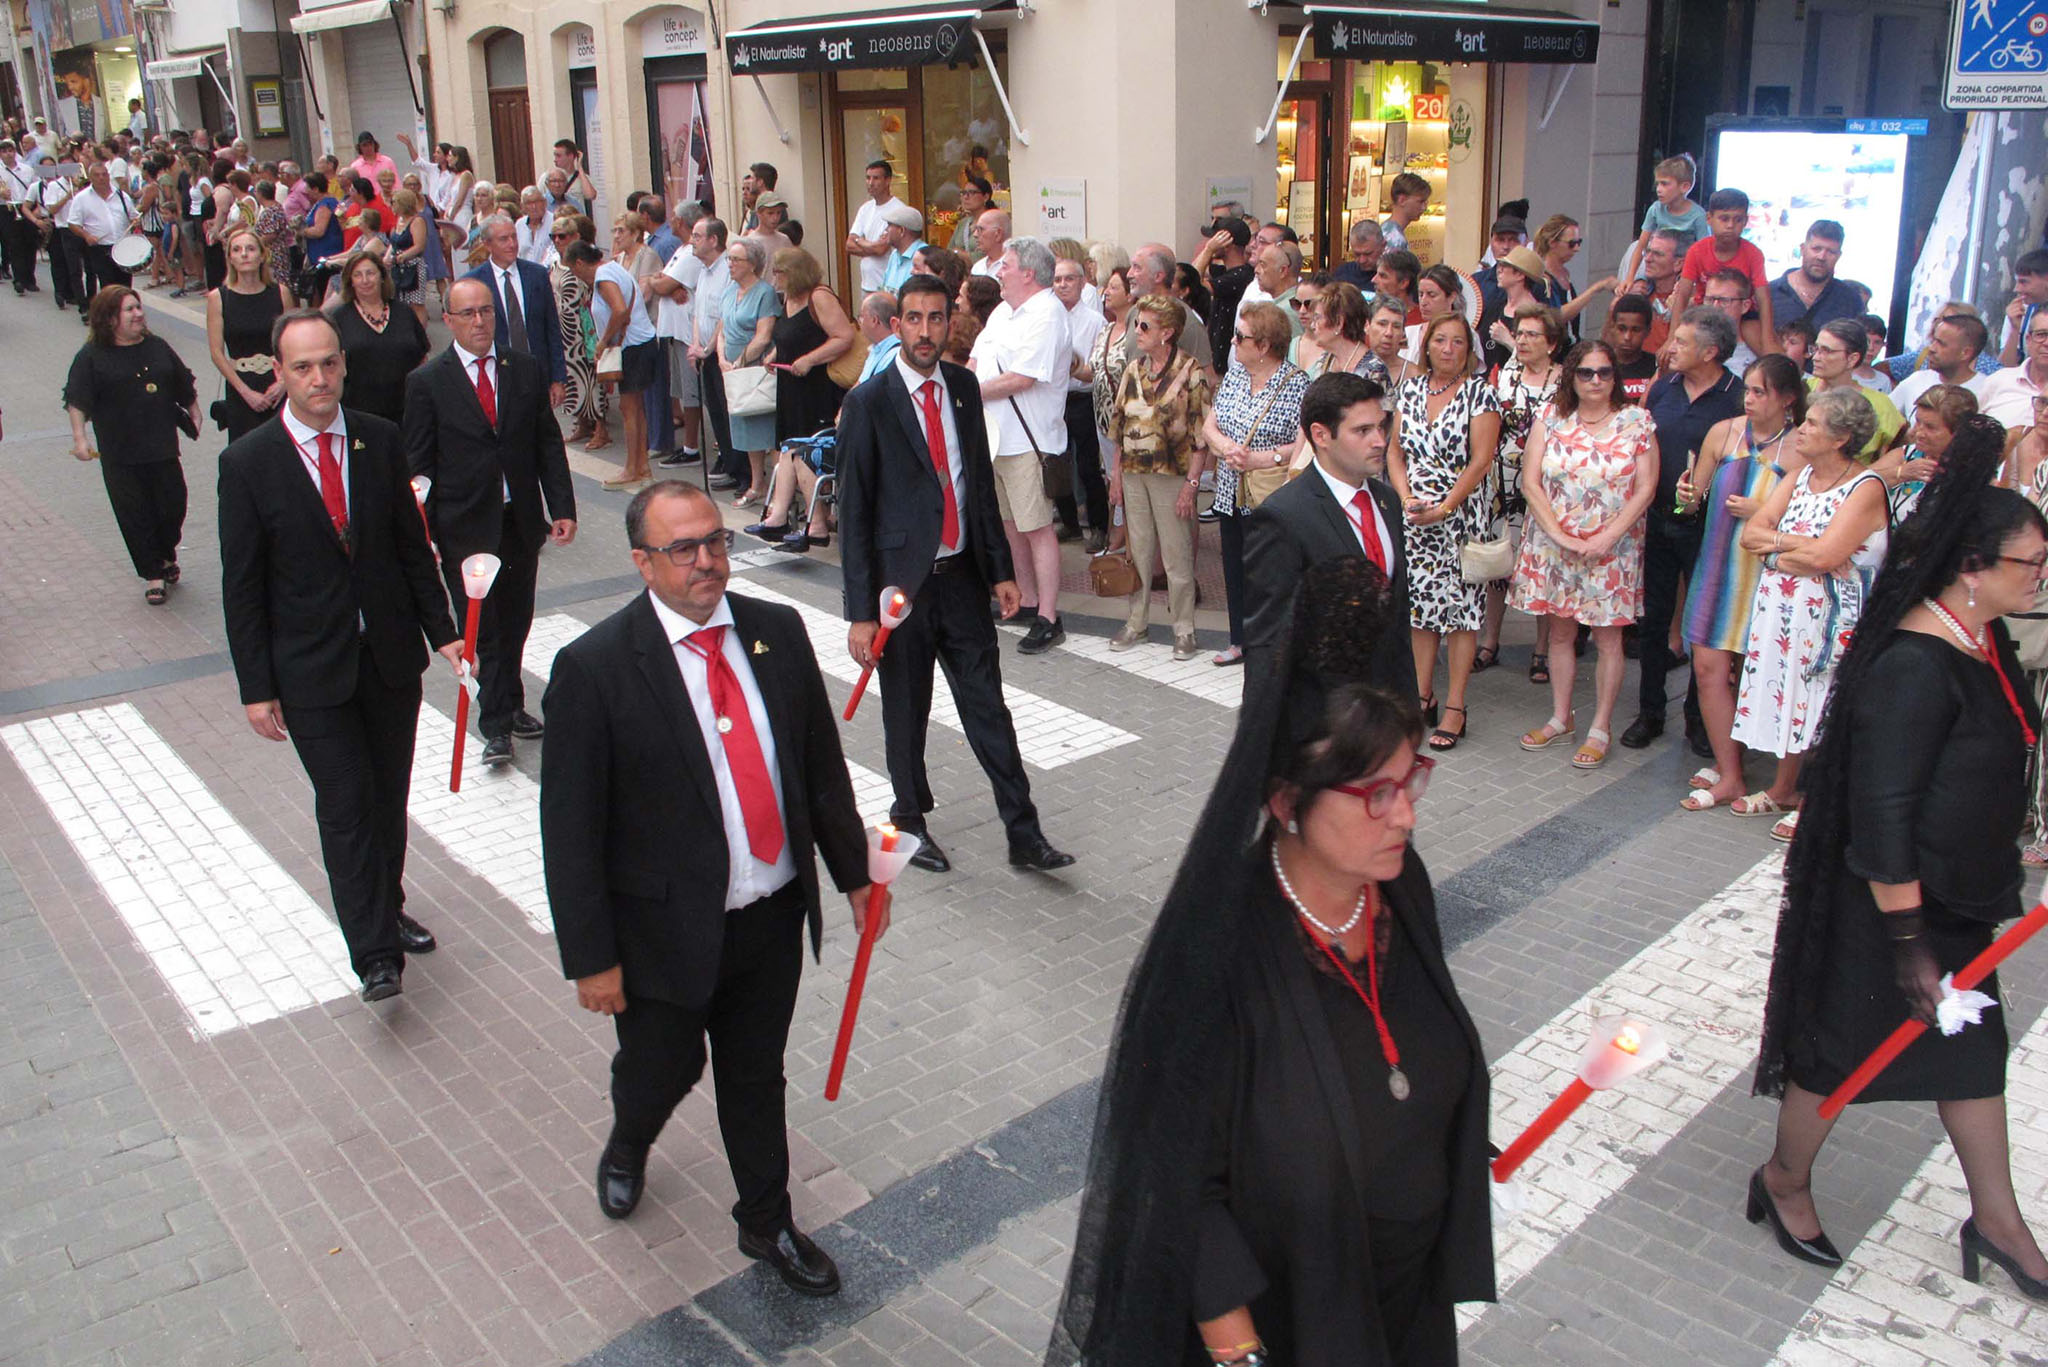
[1511,340,1661,768]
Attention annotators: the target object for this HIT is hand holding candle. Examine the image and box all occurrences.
[825,824,922,1101]
[844,587,911,721]
[448,552,502,793]
[1492,1016,1669,1184]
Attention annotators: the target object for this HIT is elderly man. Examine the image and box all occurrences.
[879,202,927,294]
[853,289,901,383]
[1330,218,1385,292]
[464,214,566,408]
[64,159,138,292]
[1767,220,1863,335]
[845,158,903,295]
[1052,254,1108,546]
[515,186,552,264]
[1243,241,1304,338]
[747,192,794,260]
[1979,311,2048,428]
[686,217,740,490]
[644,200,707,465]
[950,175,991,256]
[542,166,576,218]
[1125,242,1214,372]
[968,208,1010,278]
[1890,313,1991,413]
[971,237,1071,653]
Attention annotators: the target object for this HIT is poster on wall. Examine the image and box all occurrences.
[1286,179,1316,242]
[50,46,110,140]
[654,80,713,214]
[1346,155,1378,219]
[250,78,285,137]
[1037,178,1085,239]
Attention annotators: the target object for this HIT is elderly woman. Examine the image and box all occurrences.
[64,287,200,605]
[2008,393,2048,496]
[251,178,291,283]
[1203,301,1310,666]
[1752,424,2048,1299]
[1729,387,1890,841]
[1105,294,1212,658]
[1389,313,1502,750]
[548,213,606,447]
[402,172,452,309]
[1675,355,1805,812]
[719,235,780,506]
[1511,340,1660,768]
[1368,295,1415,389]
[205,225,292,441]
[294,171,342,303]
[1875,383,1976,522]
[768,246,854,451]
[328,250,430,427]
[1480,301,1567,676]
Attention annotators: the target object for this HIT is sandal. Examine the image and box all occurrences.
[1529,652,1551,684]
[1570,729,1611,769]
[1771,811,1801,843]
[2024,842,2048,868]
[1473,645,1500,672]
[1688,766,1721,790]
[162,562,181,585]
[1680,789,1731,812]
[1419,694,1440,729]
[734,489,765,509]
[144,582,168,606]
[1731,792,1787,818]
[1519,714,1575,750]
[1428,704,1468,751]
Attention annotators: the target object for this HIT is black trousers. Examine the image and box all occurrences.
[1219,509,1249,646]
[699,354,743,484]
[100,458,186,578]
[46,227,82,308]
[280,646,421,980]
[80,241,131,294]
[1636,510,1703,729]
[1052,393,1109,535]
[0,210,36,290]
[609,884,806,1237]
[879,560,1039,842]
[646,339,674,454]
[440,505,538,741]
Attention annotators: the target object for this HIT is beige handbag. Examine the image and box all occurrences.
[724,364,779,416]
[594,346,624,383]
[1459,531,1517,585]
[1231,379,1294,512]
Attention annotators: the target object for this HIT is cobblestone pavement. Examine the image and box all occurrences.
[3,284,2045,1365]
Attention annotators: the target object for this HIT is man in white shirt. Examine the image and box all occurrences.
[646,204,709,467]
[1890,314,1992,415]
[0,140,42,294]
[1979,315,2048,429]
[969,209,1009,278]
[971,236,1071,653]
[65,161,138,289]
[27,117,58,164]
[126,98,147,141]
[844,158,903,297]
[1052,255,1107,548]
[685,217,741,491]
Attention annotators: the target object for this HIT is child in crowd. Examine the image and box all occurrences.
[1620,153,1706,285]
[1852,313,1894,393]
[1777,318,1816,369]
[1680,187,1776,349]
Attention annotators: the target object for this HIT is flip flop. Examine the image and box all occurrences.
[1689,766,1721,790]
[1771,811,1801,843]
[1680,789,1730,812]
[1731,792,1786,817]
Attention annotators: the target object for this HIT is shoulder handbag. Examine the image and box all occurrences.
[823,291,869,389]
[725,363,778,416]
[1234,375,1295,512]
[595,347,624,383]
[994,361,1070,500]
[1088,547,1143,598]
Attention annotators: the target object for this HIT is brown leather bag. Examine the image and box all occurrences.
[1088,548,1143,598]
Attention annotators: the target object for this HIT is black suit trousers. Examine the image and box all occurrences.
[609,884,805,1237]
[99,458,186,578]
[281,645,420,979]
[46,227,82,306]
[1636,510,1703,727]
[698,355,743,484]
[1052,393,1108,534]
[441,504,538,739]
[80,241,130,293]
[879,564,1038,841]
[1,210,37,289]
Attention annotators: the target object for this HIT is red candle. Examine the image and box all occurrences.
[1493,1019,1662,1184]
[844,589,911,721]
[448,597,482,792]
[826,825,906,1101]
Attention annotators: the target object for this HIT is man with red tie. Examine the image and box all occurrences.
[404,277,576,769]
[539,481,871,1296]
[1243,371,1418,699]
[219,310,464,1002]
[834,273,1074,876]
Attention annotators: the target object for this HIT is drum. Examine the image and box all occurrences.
[110,235,153,271]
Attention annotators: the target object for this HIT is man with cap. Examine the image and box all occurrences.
[27,115,57,164]
[878,202,927,295]
[746,192,794,260]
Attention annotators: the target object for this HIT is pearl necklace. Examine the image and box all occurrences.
[1270,842,1366,937]
[1924,598,1984,655]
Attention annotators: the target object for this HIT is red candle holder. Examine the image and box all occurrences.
[448,552,501,793]
[1493,1016,1669,1184]
[844,587,911,721]
[825,824,922,1100]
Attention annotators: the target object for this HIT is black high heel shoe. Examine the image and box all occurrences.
[1962,1217,2048,1300]
[1746,1166,1843,1268]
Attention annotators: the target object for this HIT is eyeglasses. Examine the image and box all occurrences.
[1575,365,1615,380]
[1233,330,1252,344]
[637,529,735,565]
[446,305,495,321]
[550,230,574,239]
[2028,330,2048,342]
[1702,294,1746,306]
[1330,756,1436,819]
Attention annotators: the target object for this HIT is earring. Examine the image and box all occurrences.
[1285,819,1300,835]
[1969,582,1978,609]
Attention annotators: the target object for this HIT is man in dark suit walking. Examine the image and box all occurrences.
[835,273,1074,875]
[540,481,871,1297]
[1244,371,1418,700]
[465,214,566,409]
[405,277,577,767]
[219,309,463,1002]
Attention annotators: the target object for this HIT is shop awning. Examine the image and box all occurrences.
[145,50,221,81]
[289,0,397,36]
[1295,2,1600,65]
[724,0,1022,75]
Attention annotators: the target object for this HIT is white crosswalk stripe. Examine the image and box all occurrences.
[1,704,357,1036]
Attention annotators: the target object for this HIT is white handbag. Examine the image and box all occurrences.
[724,364,778,417]
[1459,531,1517,585]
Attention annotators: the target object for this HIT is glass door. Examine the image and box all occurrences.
[832,89,921,292]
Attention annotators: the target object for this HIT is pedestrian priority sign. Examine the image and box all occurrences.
[1947,0,2048,108]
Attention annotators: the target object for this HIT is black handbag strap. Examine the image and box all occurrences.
[994,361,1044,456]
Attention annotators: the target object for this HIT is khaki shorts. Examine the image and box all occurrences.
[991,450,1053,532]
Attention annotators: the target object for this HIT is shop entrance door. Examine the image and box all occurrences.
[489,89,533,188]
[1276,85,1334,268]
[830,93,922,293]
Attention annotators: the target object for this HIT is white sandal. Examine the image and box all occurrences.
[1688,766,1721,791]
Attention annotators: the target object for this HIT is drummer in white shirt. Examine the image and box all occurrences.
[65,160,140,291]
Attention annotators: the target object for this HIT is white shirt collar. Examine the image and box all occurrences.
[453,338,497,370]
[281,403,347,450]
[896,352,944,396]
[1312,457,1366,507]
[647,587,733,645]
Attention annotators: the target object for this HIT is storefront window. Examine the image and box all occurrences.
[917,59,1009,249]
[1348,62,1452,266]
[835,69,909,92]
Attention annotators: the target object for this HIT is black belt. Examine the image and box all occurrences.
[929,553,975,576]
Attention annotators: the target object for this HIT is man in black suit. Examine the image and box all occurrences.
[219,309,463,1002]
[404,277,576,767]
[835,272,1074,875]
[540,480,871,1297]
[465,214,566,408]
[1244,371,1418,700]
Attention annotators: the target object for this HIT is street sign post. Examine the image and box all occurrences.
[1946,0,2048,109]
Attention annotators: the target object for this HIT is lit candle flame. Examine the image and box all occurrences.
[1614,1024,1642,1055]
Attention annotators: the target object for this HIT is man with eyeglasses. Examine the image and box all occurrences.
[1806,318,1904,459]
[539,480,871,1297]
[1693,267,1765,373]
[404,277,577,768]
[1978,316,2048,429]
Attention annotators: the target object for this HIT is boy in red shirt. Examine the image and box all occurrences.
[1679,187,1775,350]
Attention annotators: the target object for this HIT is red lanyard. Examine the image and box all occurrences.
[1927,600,2037,746]
[1294,883,1401,1073]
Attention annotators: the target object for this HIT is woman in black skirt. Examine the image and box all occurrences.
[63,285,199,606]
[1752,415,2048,1300]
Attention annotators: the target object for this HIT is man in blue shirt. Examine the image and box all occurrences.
[879,203,927,295]
[855,290,902,384]
[1766,220,1865,335]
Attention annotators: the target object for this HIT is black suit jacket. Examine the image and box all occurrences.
[1243,465,1418,700]
[218,409,460,708]
[402,345,575,563]
[834,358,1013,619]
[465,258,567,386]
[540,591,869,1010]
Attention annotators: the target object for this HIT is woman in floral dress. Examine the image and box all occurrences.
[1388,313,1502,749]
[1481,300,1565,677]
[1511,340,1660,768]
[1730,387,1891,842]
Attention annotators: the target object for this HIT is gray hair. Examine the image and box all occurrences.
[861,289,899,324]
[729,236,768,275]
[1808,387,1879,457]
[1348,218,1384,247]
[676,199,706,229]
[1647,227,1687,255]
[1132,244,1176,290]
[1679,304,1737,366]
[1006,235,1056,287]
[482,213,517,238]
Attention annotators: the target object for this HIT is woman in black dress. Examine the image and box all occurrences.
[1050,559,1494,1366]
[328,250,430,426]
[206,224,291,440]
[63,286,199,606]
[766,247,852,447]
[1753,416,2048,1299]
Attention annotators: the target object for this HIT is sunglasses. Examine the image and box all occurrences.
[1575,365,1615,380]
[1563,237,1584,248]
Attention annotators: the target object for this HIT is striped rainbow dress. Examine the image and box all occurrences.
[1682,428,1788,653]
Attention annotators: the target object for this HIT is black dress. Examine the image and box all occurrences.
[216,284,287,440]
[333,301,431,426]
[63,336,197,578]
[773,302,844,444]
[1780,631,2028,1101]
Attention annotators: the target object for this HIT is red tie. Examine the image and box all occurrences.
[1350,489,1387,574]
[473,354,497,427]
[316,431,348,542]
[919,380,961,551]
[681,626,786,864]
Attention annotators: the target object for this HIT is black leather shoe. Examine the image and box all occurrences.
[359,960,402,1003]
[738,1222,841,1297]
[707,474,742,491]
[1017,615,1065,655]
[596,1141,647,1220]
[1618,715,1664,749]
[509,711,545,739]
[1962,1216,2048,1300]
[481,734,515,766]
[397,913,437,954]
[1747,1167,1842,1268]
[907,834,950,873]
[1009,836,1076,872]
[774,532,826,553]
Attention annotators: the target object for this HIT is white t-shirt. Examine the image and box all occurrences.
[657,243,703,341]
[850,195,904,293]
[1065,300,1104,394]
[1889,366,1988,417]
[972,286,1070,457]
[691,254,731,347]
[971,252,1001,278]
[593,260,657,347]
[66,185,135,243]
[515,217,552,265]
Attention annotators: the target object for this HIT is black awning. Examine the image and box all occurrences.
[725,1,1018,76]
[1302,2,1600,65]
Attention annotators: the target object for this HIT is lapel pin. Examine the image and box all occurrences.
[143,381,158,393]
[752,639,770,656]
[352,439,365,451]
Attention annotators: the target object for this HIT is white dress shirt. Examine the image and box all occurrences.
[65,184,135,243]
[515,216,552,265]
[1064,300,1105,394]
[690,254,731,348]
[1311,458,1393,567]
[282,404,350,517]
[452,339,512,500]
[657,242,702,341]
[0,158,37,207]
[1978,363,2047,429]
[971,286,1070,458]
[645,589,797,909]
[491,262,528,332]
[896,352,968,559]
